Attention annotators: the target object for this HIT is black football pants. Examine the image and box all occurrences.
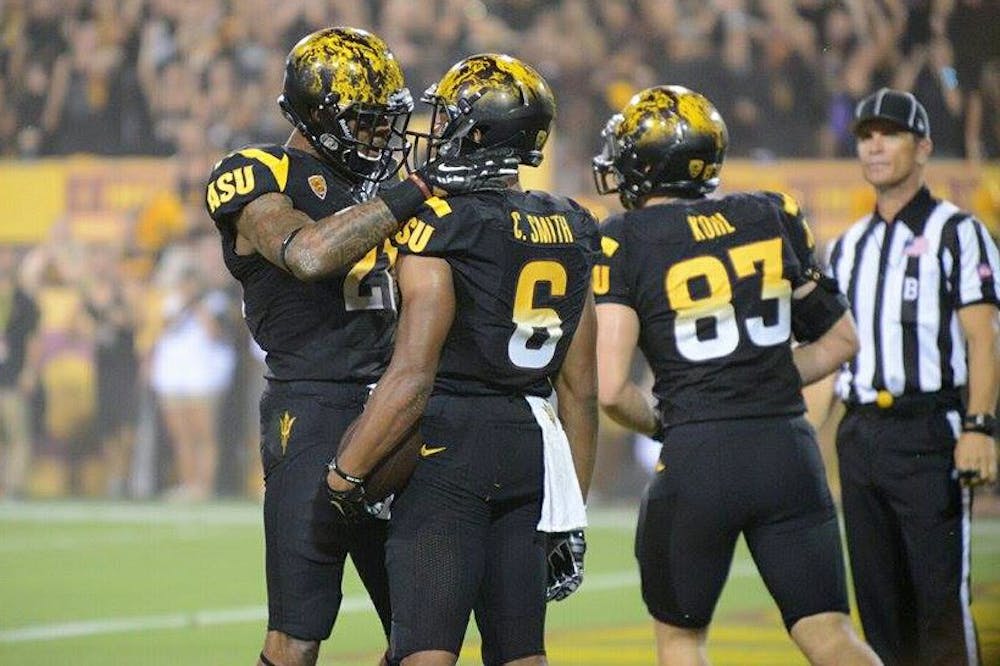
[837,407,980,666]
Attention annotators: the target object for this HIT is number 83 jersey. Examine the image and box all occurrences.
[595,192,817,425]
[206,145,396,383]
[395,190,601,397]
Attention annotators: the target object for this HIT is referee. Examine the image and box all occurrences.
[826,88,1000,666]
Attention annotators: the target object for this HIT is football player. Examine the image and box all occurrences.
[328,54,600,665]
[591,86,882,666]
[204,28,517,666]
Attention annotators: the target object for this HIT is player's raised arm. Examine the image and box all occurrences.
[230,153,519,281]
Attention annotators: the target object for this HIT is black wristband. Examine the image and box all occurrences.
[380,176,428,222]
[962,413,996,436]
[279,226,304,272]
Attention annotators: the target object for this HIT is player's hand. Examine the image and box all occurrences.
[545,530,586,602]
[413,149,519,196]
[953,432,998,485]
[325,459,374,523]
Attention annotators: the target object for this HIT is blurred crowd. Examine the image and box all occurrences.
[0,213,259,501]
[2,0,999,180]
[0,0,997,501]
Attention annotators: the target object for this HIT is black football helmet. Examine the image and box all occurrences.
[409,53,555,169]
[278,27,413,184]
[593,85,728,209]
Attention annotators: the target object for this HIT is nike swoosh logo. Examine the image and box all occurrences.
[420,444,447,457]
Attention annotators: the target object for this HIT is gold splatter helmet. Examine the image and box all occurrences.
[278,27,413,184]
[410,53,555,168]
[593,85,728,209]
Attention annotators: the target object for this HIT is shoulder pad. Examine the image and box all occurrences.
[758,190,816,255]
[570,205,601,255]
[393,198,470,256]
[757,190,802,216]
[205,145,292,222]
[598,212,627,233]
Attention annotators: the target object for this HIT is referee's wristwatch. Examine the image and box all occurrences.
[962,413,997,436]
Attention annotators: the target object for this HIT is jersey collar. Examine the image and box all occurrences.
[869,185,937,236]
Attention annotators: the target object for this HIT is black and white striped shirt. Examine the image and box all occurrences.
[825,187,1000,405]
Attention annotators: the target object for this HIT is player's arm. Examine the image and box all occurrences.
[237,152,520,281]
[767,191,818,271]
[554,292,599,500]
[327,253,455,490]
[235,190,408,281]
[595,302,660,438]
[791,280,860,386]
[954,303,1000,484]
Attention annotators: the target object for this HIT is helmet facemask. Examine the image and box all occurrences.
[592,114,637,209]
[281,87,413,185]
[407,84,474,170]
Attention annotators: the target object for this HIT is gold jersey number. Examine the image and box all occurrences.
[666,237,791,361]
[508,260,568,369]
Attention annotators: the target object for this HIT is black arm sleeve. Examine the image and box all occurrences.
[791,271,850,343]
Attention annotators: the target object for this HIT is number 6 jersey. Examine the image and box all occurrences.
[206,144,396,383]
[395,189,601,397]
[595,192,817,424]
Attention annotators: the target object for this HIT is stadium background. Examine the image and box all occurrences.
[0,1,998,664]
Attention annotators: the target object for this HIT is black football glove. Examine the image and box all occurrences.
[414,149,520,195]
[326,459,376,524]
[545,530,586,602]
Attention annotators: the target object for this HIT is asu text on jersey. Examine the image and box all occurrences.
[205,144,397,383]
[595,191,816,424]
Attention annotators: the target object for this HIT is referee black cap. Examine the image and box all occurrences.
[853,88,930,138]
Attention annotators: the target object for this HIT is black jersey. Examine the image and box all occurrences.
[394,190,601,396]
[595,191,816,424]
[206,145,396,383]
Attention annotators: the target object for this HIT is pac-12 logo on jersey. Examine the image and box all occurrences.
[308,174,327,200]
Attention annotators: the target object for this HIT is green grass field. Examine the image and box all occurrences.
[1,501,997,665]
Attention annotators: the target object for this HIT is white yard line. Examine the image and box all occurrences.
[0,565,761,644]
[2,532,162,552]
[1,501,996,645]
[0,596,377,644]
[0,501,640,528]
[5,500,995,535]
[0,501,262,526]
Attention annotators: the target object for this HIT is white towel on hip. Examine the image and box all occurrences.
[526,395,588,532]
